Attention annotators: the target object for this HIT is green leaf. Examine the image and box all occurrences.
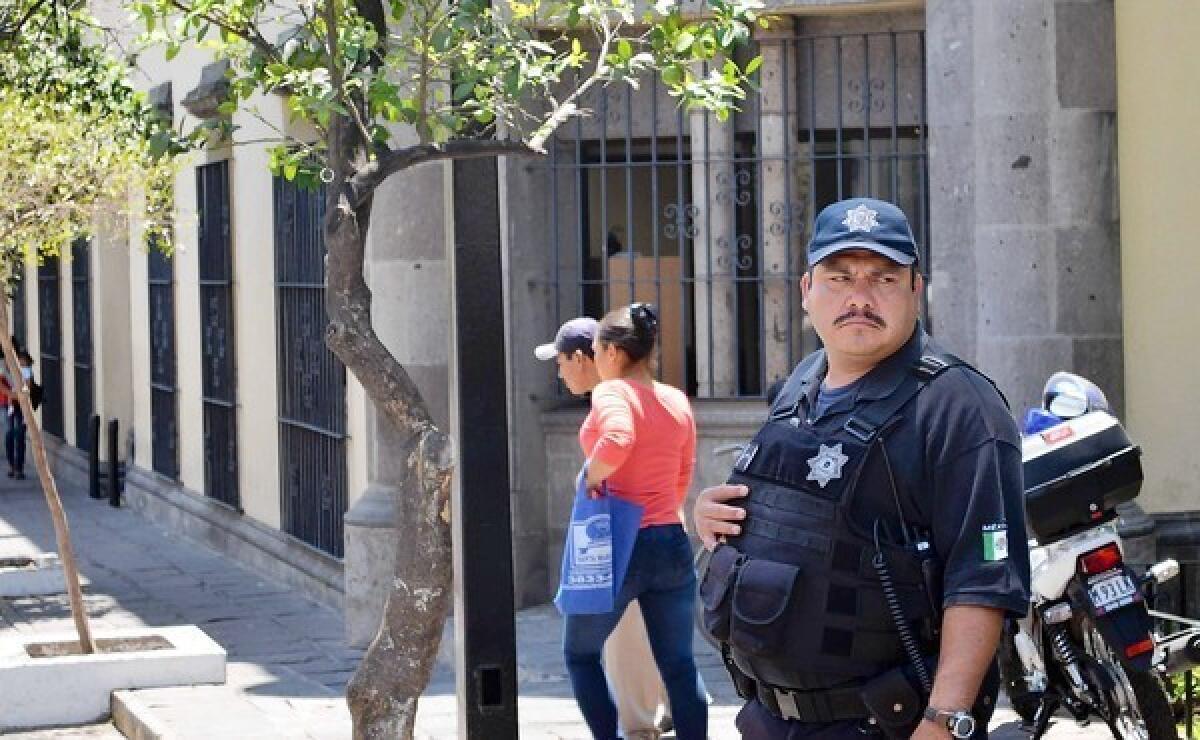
[744,56,762,76]
[673,30,694,54]
[617,39,633,61]
[216,101,237,115]
[661,64,683,86]
[453,81,475,102]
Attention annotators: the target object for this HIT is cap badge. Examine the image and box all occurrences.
[807,442,849,488]
[842,204,880,233]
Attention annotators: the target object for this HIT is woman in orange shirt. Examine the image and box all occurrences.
[565,303,705,739]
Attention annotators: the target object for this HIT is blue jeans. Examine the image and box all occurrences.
[564,524,706,740]
[6,408,25,473]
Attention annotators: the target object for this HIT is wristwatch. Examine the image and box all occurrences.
[922,707,976,739]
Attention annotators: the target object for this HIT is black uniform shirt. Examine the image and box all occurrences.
[785,326,1032,617]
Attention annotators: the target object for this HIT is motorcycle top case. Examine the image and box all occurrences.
[1021,411,1143,543]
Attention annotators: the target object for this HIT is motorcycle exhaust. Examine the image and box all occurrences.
[1159,628,1200,675]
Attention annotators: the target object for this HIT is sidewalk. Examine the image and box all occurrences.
[0,470,1100,739]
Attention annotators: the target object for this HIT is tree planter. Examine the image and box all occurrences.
[0,553,69,597]
[0,625,226,730]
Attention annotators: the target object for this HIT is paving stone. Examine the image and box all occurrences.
[0,466,1122,740]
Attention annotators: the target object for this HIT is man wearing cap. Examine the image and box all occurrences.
[693,198,1030,740]
[536,317,674,740]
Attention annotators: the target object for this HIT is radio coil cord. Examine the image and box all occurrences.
[874,519,933,694]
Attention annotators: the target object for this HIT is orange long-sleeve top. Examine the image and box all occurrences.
[579,378,697,528]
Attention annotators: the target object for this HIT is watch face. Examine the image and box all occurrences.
[949,715,977,739]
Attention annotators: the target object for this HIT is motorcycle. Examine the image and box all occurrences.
[998,373,1180,740]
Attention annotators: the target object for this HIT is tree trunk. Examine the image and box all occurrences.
[322,116,456,739]
[0,296,94,653]
[343,428,454,739]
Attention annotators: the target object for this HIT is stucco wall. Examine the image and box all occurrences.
[1115,1,1200,514]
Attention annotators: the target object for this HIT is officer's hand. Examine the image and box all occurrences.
[910,718,952,740]
[694,485,749,550]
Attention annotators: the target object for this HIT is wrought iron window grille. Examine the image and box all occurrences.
[273,176,348,559]
[539,29,928,400]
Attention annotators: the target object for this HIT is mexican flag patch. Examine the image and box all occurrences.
[982,524,1009,562]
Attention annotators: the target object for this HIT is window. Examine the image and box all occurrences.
[540,29,928,398]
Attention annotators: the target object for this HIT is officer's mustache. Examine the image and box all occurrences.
[833,309,886,329]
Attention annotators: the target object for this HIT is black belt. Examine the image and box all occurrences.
[757,683,871,723]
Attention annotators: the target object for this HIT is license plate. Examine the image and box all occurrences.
[1087,571,1137,613]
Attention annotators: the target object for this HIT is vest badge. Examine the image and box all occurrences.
[807,443,849,488]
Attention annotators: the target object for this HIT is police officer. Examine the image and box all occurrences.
[694,198,1031,740]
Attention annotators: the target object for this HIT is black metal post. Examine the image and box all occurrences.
[88,414,101,498]
[450,155,518,739]
[107,418,120,507]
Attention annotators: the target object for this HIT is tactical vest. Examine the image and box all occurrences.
[699,349,970,692]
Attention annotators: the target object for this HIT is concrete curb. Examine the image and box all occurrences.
[0,624,226,729]
[112,690,176,740]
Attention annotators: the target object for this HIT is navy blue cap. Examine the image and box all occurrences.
[534,317,598,361]
[807,197,918,267]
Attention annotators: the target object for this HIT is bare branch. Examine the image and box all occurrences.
[349,139,536,207]
[164,0,279,62]
[528,23,618,151]
[322,0,374,151]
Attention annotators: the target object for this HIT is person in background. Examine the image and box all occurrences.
[6,350,33,480]
[563,302,705,740]
[536,316,673,739]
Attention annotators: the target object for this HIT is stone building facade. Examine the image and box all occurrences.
[18,0,1197,644]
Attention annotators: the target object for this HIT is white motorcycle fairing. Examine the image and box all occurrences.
[1028,522,1123,605]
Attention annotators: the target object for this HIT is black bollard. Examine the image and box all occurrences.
[88,415,102,499]
[107,418,120,508]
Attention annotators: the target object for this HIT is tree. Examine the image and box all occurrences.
[129,0,764,734]
[0,9,177,654]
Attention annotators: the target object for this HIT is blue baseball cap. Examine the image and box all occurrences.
[807,197,918,267]
[534,317,598,361]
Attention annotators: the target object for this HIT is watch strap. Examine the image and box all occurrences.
[923,707,976,739]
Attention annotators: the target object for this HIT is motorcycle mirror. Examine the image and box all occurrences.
[1047,388,1089,419]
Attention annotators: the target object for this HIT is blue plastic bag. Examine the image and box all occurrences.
[554,466,644,615]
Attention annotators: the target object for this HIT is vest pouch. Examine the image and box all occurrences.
[730,558,801,657]
[699,544,743,641]
[859,660,924,739]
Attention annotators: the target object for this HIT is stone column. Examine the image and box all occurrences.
[343,153,451,647]
[925,0,1121,414]
[689,79,738,398]
[756,24,806,386]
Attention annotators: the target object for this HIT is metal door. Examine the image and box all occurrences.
[274,177,347,557]
[197,161,239,509]
[148,241,179,478]
[12,264,27,349]
[71,239,93,450]
[37,256,63,437]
